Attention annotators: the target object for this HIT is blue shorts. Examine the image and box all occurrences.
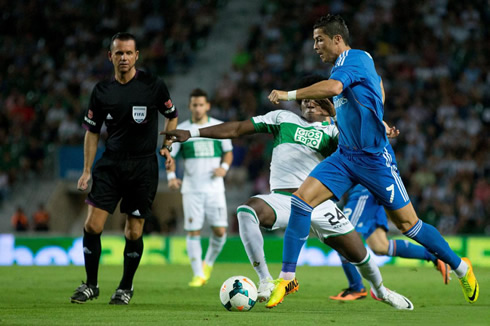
[309,146,410,210]
[343,189,388,239]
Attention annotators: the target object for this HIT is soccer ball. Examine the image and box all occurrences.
[219,275,257,311]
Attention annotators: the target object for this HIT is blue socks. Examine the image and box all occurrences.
[340,255,364,291]
[403,220,461,270]
[388,239,437,264]
[281,195,313,273]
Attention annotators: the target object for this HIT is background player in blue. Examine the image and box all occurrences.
[331,145,450,302]
[266,14,478,308]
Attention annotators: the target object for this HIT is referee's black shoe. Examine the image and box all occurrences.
[71,282,99,303]
[109,288,133,305]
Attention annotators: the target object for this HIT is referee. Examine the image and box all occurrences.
[70,32,178,305]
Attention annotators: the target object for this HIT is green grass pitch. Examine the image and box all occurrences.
[0,264,487,325]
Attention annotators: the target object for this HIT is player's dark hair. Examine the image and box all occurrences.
[296,74,328,105]
[110,32,137,50]
[313,14,350,45]
[189,88,209,102]
[296,74,334,114]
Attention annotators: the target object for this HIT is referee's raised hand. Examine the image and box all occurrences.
[160,129,191,143]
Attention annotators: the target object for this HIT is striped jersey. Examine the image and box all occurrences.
[330,49,388,153]
[171,117,233,193]
[251,110,338,190]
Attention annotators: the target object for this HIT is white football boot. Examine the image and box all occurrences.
[370,288,414,310]
[257,278,275,302]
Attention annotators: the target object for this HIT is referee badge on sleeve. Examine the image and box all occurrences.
[132,106,147,123]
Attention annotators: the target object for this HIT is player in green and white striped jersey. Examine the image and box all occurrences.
[166,89,233,287]
[162,76,413,309]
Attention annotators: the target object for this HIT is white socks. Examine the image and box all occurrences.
[278,271,296,281]
[204,233,227,266]
[186,235,204,278]
[237,205,272,281]
[352,253,388,299]
[454,259,468,278]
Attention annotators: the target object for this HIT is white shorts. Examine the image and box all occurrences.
[253,192,354,239]
[183,192,228,231]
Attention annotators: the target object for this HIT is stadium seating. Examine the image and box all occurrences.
[0,0,488,235]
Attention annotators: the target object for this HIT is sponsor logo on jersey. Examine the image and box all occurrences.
[164,99,173,108]
[88,109,93,119]
[106,113,113,120]
[294,127,323,149]
[132,106,147,123]
[193,141,215,157]
[333,96,348,108]
[84,116,96,126]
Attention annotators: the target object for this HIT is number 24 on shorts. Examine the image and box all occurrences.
[324,207,347,226]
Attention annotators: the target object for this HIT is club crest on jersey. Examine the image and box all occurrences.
[132,106,147,123]
[294,127,323,149]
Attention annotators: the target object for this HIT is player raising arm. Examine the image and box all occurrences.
[163,75,414,310]
[266,14,478,308]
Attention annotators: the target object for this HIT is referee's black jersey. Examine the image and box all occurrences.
[82,70,178,155]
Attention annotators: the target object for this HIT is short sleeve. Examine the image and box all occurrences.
[157,79,178,119]
[171,141,181,158]
[221,139,233,152]
[251,110,284,134]
[330,50,366,90]
[82,85,105,133]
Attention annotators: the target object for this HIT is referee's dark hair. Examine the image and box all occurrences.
[189,88,209,102]
[313,14,350,46]
[110,32,137,50]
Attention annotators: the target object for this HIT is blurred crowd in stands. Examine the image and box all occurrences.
[0,0,221,203]
[212,0,490,235]
[1,0,489,235]
[11,203,50,232]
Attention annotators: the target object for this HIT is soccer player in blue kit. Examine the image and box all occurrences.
[331,145,450,302]
[265,14,478,308]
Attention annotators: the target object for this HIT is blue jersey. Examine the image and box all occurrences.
[330,49,388,154]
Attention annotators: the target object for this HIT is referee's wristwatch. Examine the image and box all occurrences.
[162,144,172,152]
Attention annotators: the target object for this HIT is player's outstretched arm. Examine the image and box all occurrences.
[160,120,256,142]
[268,79,343,105]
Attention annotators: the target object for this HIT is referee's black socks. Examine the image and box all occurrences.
[119,236,144,290]
[83,228,102,287]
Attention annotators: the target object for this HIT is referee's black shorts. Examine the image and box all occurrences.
[86,151,158,219]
